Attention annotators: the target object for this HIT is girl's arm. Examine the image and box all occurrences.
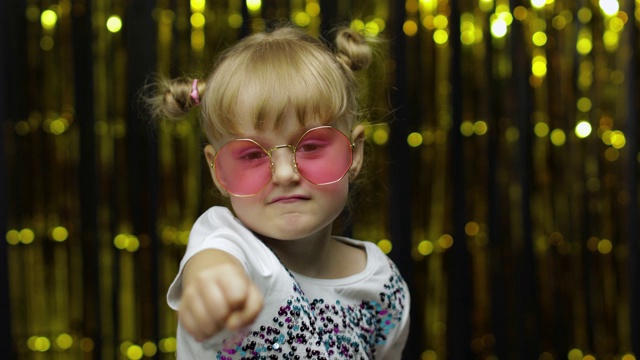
[179,249,264,341]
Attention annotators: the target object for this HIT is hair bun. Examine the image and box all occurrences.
[334,28,373,72]
[141,76,205,121]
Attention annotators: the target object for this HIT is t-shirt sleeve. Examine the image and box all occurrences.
[378,286,411,359]
[166,206,278,311]
[368,243,412,359]
[166,208,252,310]
[166,230,249,310]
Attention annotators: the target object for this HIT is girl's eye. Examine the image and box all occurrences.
[230,143,268,161]
[239,150,268,161]
[296,134,332,152]
[297,140,327,153]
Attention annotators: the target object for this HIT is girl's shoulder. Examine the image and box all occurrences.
[334,236,394,267]
[189,206,283,279]
[192,206,257,243]
[291,236,404,288]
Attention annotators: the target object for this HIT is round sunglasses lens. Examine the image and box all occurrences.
[294,127,353,185]
[215,140,271,196]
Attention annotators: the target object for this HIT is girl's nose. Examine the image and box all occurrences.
[269,146,300,185]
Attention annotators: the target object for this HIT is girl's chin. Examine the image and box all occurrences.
[254,225,322,241]
[249,218,334,241]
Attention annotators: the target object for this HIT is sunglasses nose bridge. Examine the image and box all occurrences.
[268,144,298,177]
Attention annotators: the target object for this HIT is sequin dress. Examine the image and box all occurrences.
[168,206,410,360]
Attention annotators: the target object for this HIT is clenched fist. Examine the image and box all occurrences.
[178,250,264,341]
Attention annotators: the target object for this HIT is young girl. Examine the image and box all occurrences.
[149,23,410,359]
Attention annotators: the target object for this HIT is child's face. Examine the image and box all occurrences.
[204,107,364,241]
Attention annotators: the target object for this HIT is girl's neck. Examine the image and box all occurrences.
[259,227,333,276]
[258,228,366,279]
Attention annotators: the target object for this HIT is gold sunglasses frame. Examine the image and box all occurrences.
[212,126,356,197]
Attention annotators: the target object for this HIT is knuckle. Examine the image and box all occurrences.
[193,271,213,287]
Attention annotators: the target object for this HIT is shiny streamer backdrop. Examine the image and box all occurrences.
[1,0,639,359]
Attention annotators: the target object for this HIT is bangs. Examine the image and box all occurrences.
[202,31,356,141]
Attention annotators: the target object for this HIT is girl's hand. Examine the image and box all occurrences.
[178,252,264,341]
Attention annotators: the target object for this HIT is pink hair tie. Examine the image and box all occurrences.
[190,79,200,105]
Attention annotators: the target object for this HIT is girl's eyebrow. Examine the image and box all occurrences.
[234,126,321,147]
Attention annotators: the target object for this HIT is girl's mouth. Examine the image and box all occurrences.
[269,195,310,204]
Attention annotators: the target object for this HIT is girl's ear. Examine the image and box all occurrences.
[203,144,229,197]
[348,124,366,180]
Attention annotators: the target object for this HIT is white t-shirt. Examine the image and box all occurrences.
[168,206,410,360]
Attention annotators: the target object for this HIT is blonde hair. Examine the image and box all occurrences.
[147,24,374,144]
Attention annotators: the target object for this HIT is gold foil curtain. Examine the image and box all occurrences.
[401,0,639,358]
[2,0,639,359]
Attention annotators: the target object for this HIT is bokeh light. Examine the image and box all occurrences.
[106,15,123,33]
